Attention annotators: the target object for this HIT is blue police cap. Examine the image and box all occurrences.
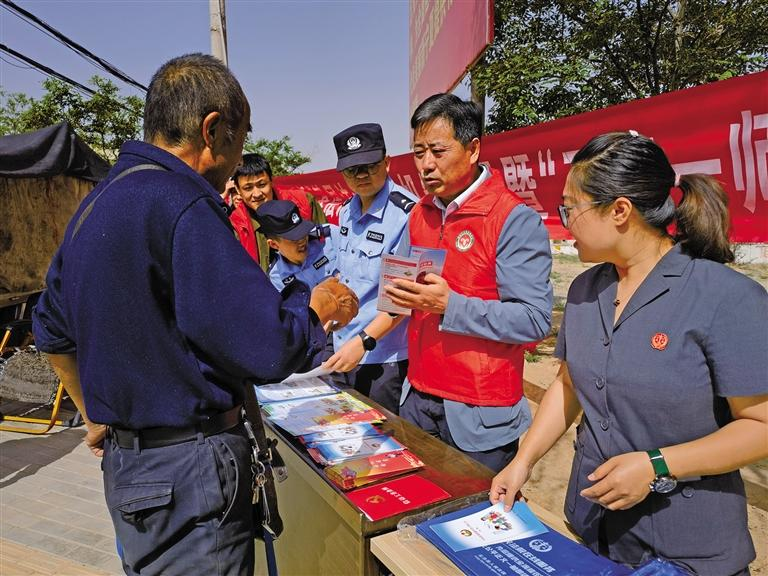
[255,200,315,241]
[333,123,386,171]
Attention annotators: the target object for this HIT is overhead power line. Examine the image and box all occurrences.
[1,0,148,92]
[0,44,96,96]
[0,44,142,117]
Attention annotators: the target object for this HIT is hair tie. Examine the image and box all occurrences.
[674,173,681,187]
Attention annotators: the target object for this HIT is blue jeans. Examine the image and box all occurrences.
[102,424,254,575]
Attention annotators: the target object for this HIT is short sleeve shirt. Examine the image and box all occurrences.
[555,244,767,571]
[268,235,338,291]
[334,178,417,364]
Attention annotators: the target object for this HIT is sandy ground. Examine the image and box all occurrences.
[521,254,768,574]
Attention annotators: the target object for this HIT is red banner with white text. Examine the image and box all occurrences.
[276,72,768,242]
[409,0,493,113]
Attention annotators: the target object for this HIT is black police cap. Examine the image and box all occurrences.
[333,123,386,171]
[254,200,315,241]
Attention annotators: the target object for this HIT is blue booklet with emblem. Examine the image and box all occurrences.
[416,501,632,576]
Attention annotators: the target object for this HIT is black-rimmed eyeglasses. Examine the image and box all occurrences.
[557,201,603,228]
[342,161,383,178]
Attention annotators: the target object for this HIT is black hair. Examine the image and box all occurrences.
[143,53,248,147]
[570,132,734,263]
[234,153,272,185]
[410,93,482,145]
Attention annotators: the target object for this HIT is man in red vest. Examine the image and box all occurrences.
[383,94,553,472]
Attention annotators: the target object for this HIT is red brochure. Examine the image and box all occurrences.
[325,449,425,490]
[346,474,452,521]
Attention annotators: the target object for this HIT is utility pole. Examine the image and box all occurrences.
[210,0,228,66]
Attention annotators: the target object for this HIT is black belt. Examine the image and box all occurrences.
[111,405,242,450]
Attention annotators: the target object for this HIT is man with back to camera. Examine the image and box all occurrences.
[230,153,326,271]
[383,93,553,472]
[32,53,358,576]
[321,123,418,414]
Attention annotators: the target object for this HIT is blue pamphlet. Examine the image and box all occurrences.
[416,501,632,576]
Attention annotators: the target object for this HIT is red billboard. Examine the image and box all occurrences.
[276,72,768,242]
[409,0,493,113]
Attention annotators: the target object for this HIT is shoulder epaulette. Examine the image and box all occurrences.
[342,197,353,207]
[388,191,416,213]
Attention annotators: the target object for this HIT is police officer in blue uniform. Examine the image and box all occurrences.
[491,132,768,575]
[255,199,338,291]
[322,123,418,414]
[31,54,358,576]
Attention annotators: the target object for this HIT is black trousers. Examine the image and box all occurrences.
[102,424,254,575]
[400,387,519,473]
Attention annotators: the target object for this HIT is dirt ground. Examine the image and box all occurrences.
[521,254,768,574]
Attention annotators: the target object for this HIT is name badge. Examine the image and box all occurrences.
[366,230,384,243]
[340,226,349,236]
[313,255,329,270]
[282,275,295,286]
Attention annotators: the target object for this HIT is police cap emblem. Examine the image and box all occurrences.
[291,212,300,224]
[346,136,362,151]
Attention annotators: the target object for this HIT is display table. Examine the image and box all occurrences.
[370,501,577,576]
[254,390,495,576]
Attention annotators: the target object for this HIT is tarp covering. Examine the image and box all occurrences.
[0,122,110,182]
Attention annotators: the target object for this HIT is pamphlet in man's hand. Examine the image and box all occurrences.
[377,247,446,315]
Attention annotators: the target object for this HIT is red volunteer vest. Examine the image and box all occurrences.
[407,170,526,406]
[229,187,314,263]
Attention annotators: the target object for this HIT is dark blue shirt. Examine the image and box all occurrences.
[33,141,326,429]
[555,244,767,572]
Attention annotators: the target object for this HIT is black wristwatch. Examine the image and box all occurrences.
[358,330,377,351]
[647,449,677,494]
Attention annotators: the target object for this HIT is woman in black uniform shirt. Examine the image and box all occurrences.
[491,132,768,575]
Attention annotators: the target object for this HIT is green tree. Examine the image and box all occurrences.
[0,76,143,163]
[472,0,768,133]
[243,135,311,176]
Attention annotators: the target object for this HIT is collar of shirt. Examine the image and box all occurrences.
[347,177,393,223]
[121,140,222,202]
[431,164,491,221]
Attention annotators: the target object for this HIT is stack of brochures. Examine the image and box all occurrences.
[257,370,426,491]
[417,501,632,576]
[325,449,425,490]
[303,425,406,466]
[260,390,386,436]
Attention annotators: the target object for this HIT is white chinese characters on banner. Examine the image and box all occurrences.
[500,154,548,218]
[730,110,768,214]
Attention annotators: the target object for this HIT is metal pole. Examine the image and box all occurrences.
[210,0,228,66]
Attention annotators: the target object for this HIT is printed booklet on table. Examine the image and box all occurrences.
[325,449,424,490]
[306,434,405,466]
[416,501,632,576]
[254,376,337,404]
[346,474,451,521]
[261,392,386,436]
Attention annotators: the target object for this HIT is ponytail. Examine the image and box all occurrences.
[674,174,734,263]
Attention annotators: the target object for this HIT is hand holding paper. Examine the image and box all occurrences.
[490,457,532,512]
[383,273,451,314]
